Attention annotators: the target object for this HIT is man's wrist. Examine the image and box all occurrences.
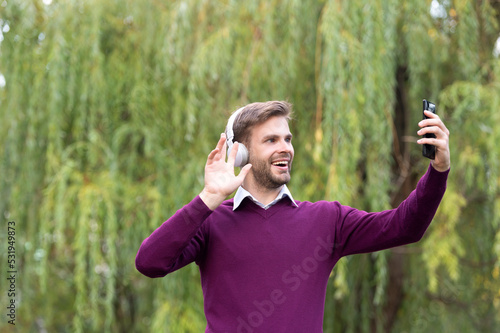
[430,161,450,173]
[199,189,226,211]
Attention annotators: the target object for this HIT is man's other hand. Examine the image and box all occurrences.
[418,111,450,172]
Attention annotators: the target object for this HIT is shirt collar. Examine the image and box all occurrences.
[233,185,298,211]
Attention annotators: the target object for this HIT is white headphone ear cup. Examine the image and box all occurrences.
[231,143,248,167]
[225,106,248,167]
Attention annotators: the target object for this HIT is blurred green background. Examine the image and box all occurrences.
[1,0,499,332]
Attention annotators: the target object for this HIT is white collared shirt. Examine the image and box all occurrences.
[233,185,298,211]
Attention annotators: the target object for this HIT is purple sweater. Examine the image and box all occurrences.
[135,165,448,332]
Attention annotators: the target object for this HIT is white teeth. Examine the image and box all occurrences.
[272,161,288,166]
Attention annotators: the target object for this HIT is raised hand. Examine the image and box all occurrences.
[199,133,252,210]
[418,111,450,172]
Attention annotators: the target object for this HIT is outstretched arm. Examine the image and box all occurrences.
[337,164,449,257]
[336,114,451,257]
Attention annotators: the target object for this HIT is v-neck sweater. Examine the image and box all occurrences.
[136,164,449,332]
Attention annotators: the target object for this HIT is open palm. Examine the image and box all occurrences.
[200,134,252,210]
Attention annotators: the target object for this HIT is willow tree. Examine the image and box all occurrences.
[0,0,499,332]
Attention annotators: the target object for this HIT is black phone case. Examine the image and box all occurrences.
[422,99,436,159]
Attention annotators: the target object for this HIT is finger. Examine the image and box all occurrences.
[208,134,227,163]
[423,110,438,118]
[206,148,220,165]
[216,133,229,161]
[418,124,449,140]
[417,137,445,147]
[421,111,445,126]
[419,114,450,136]
[236,164,252,181]
[417,130,448,149]
[419,114,440,128]
[221,138,227,161]
[216,133,226,151]
[207,134,225,161]
[227,141,239,166]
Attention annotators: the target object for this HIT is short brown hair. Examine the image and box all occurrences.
[229,101,293,146]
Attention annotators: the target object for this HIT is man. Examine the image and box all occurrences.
[135,101,450,332]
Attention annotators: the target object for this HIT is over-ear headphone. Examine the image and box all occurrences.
[225,107,249,167]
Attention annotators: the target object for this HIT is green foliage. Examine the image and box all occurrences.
[0,0,499,332]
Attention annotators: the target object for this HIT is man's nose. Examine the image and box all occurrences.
[278,139,292,153]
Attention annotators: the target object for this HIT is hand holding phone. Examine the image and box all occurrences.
[422,99,436,159]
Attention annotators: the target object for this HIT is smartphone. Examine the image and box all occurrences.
[422,99,436,159]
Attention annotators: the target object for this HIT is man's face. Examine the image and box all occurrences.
[246,116,294,189]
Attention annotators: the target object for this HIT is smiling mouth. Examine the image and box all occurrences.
[271,160,289,170]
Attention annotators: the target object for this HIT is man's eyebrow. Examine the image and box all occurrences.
[262,133,293,140]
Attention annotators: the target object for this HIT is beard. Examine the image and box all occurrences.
[248,153,292,190]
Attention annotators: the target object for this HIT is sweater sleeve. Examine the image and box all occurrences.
[135,195,213,278]
[337,164,449,257]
